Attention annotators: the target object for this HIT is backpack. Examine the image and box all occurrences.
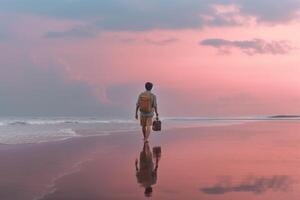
[139,93,152,113]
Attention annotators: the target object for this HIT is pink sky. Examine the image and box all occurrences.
[0,2,300,117]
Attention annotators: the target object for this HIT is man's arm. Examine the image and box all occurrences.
[135,95,140,120]
[154,107,158,118]
[135,105,139,120]
[135,158,139,171]
[154,156,159,172]
[153,95,159,118]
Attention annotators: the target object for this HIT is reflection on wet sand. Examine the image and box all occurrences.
[25,121,300,200]
[135,142,161,197]
[201,175,293,195]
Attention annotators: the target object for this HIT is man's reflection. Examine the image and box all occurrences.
[135,142,161,197]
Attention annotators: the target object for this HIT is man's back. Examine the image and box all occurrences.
[135,82,159,142]
[137,91,157,117]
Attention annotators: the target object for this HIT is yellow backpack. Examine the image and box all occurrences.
[139,93,152,113]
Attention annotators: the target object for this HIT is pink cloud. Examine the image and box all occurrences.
[1,14,300,116]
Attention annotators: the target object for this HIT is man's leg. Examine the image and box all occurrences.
[142,126,146,139]
[145,124,151,140]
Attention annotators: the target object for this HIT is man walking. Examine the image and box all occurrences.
[135,142,161,197]
[135,82,159,142]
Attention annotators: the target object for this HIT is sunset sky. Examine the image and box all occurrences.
[0,0,300,117]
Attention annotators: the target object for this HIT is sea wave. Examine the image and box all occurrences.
[0,119,136,126]
[58,128,79,137]
[1,116,299,127]
[8,121,30,126]
[163,115,300,121]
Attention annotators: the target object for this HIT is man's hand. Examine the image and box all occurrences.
[135,105,139,120]
[135,158,139,171]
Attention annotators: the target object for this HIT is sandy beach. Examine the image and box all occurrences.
[2,0,300,199]
[0,120,299,200]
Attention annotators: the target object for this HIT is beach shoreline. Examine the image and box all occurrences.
[0,121,300,200]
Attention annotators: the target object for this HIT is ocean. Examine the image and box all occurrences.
[0,116,299,144]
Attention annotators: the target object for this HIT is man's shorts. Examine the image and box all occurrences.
[140,116,152,127]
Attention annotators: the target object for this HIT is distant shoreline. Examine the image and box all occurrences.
[269,115,300,118]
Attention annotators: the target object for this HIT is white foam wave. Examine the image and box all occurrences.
[8,121,29,126]
[0,119,136,126]
[58,128,79,137]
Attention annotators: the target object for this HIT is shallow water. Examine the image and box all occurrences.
[0,116,298,144]
[35,121,300,200]
[0,117,247,144]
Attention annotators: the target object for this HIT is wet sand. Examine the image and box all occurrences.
[0,121,300,200]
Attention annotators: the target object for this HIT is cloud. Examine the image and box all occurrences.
[113,36,178,45]
[45,27,96,39]
[0,32,5,39]
[200,38,293,55]
[117,38,137,44]
[0,65,125,117]
[1,0,300,32]
[144,38,179,46]
[0,29,8,40]
[105,83,141,107]
[238,0,300,23]
[201,175,292,195]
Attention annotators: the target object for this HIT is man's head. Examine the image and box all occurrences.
[145,82,153,91]
[144,187,153,197]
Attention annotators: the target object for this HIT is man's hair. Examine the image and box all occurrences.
[144,187,153,197]
[145,82,153,91]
